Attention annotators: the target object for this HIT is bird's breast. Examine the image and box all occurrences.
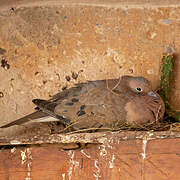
[125,101,154,125]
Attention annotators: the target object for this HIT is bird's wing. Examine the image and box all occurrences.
[33,79,127,130]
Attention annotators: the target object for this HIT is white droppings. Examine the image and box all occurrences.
[25,148,32,180]
[108,137,114,146]
[77,40,82,46]
[63,50,66,55]
[121,136,128,140]
[105,48,126,64]
[20,91,25,94]
[99,145,107,157]
[25,172,31,180]
[109,154,115,169]
[21,148,32,180]
[49,76,54,80]
[141,139,148,160]
[141,132,154,160]
[93,160,101,180]
[80,150,91,158]
[21,150,27,164]
[147,69,153,75]
[68,151,73,180]
[10,140,21,145]
[25,177,31,180]
[147,132,154,137]
[68,166,73,180]
[10,147,16,153]
[67,151,79,180]
[62,173,66,180]
[135,135,144,139]
[150,32,157,39]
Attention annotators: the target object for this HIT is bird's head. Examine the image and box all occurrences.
[121,75,165,120]
[121,75,159,99]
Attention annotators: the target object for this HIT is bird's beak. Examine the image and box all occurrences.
[147,91,159,99]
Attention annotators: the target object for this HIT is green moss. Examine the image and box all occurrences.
[160,54,180,121]
[160,55,174,108]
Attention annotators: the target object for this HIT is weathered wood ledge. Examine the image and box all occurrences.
[0,130,179,146]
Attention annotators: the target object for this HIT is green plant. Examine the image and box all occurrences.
[160,54,180,121]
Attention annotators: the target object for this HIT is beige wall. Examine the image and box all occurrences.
[0,0,180,134]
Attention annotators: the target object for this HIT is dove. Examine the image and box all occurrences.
[0,76,165,131]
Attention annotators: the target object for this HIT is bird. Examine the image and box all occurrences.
[0,75,165,131]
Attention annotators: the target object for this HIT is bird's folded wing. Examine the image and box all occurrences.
[32,84,127,130]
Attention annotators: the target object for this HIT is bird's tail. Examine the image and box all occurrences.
[0,111,58,128]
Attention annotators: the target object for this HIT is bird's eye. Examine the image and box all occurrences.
[136,87,142,92]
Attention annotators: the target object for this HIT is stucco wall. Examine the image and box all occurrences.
[0,0,180,136]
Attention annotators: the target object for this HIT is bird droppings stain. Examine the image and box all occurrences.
[0,92,4,98]
[62,173,66,180]
[65,75,71,82]
[108,137,114,145]
[26,149,32,180]
[128,69,134,74]
[72,72,78,80]
[10,147,16,153]
[141,139,148,160]
[25,177,31,180]
[67,151,79,180]
[80,149,91,158]
[99,144,107,157]
[147,69,153,75]
[148,132,154,137]
[26,163,32,180]
[94,160,101,180]
[20,148,32,180]
[10,7,15,12]
[1,58,10,70]
[10,140,21,145]
[150,32,157,39]
[34,71,39,76]
[21,150,27,164]
[109,154,115,169]
[91,111,94,115]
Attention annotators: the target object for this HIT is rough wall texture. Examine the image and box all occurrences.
[0,0,180,135]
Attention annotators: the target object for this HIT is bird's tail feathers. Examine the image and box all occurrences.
[0,111,58,128]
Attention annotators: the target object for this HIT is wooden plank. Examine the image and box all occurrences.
[0,138,179,179]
